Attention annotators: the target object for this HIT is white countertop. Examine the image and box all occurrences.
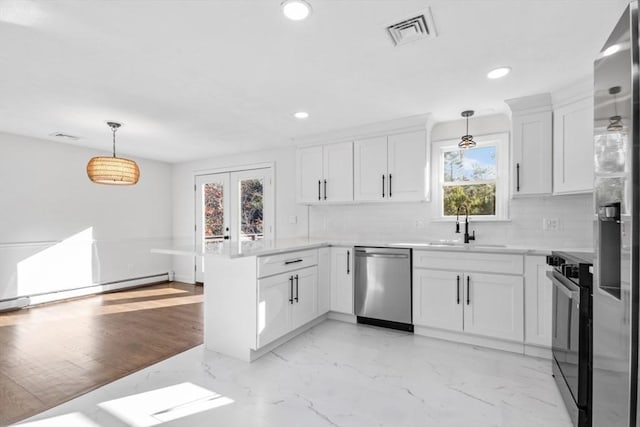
[151,238,593,259]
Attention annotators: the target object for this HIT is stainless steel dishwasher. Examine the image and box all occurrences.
[354,246,413,332]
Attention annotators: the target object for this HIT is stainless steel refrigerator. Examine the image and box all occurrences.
[593,2,640,426]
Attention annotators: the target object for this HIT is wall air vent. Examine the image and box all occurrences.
[386,8,437,46]
[49,132,81,140]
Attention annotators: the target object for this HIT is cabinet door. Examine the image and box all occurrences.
[291,267,318,329]
[317,248,331,316]
[354,136,388,201]
[297,145,324,203]
[387,130,427,201]
[413,269,463,331]
[330,247,353,314]
[463,273,524,342]
[512,111,552,196]
[524,255,552,347]
[257,273,293,348]
[323,141,354,202]
[553,98,594,194]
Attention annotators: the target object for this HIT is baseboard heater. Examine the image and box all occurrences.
[0,272,169,312]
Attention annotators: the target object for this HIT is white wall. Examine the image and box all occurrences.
[171,146,308,282]
[309,114,594,249]
[0,132,173,301]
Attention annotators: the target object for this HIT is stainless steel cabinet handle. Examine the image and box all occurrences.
[318,180,321,201]
[466,276,470,305]
[284,259,303,265]
[389,174,392,198]
[295,274,299,302]
[323,179,327,200]
[382,174,385,198]
[516,163,520,192]
[347,250,350,274]
[456,275,460,304]
[289,276,294,304]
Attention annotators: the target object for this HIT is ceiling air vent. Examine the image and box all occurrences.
[386,8,437,46]
[49,132,81,140]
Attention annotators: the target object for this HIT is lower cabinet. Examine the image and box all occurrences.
[524,255,552,348]
[330,247,353,314]
[317,247,331,315]
[257,266,318,348]
[413,251,524,344]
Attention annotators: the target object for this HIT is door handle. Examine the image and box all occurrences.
[295,274,299,302]
[284,259,303,265]
[223,227,230,240]
[289,276,294,304]
[382,174,385,198]
[389,174,392,198]
[516,163,520,192]
[323,179,327,200]
[318,180,321,201]
[456,275,460,304]
[347,250,350,274]
[466,276,470,305]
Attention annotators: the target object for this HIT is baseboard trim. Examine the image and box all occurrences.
[174,275,196,284]
[2,273,170,309]
[414,325,525,355]
[327,311,357,323]
[249,315,328,362]
[524,344,552,359]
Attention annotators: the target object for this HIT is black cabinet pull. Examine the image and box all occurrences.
[516,163,520,192]
[466,276,470,305]
[389,174,392,198]
[289,276,294,304]
[347,250,350,274]
[324,179,327,200]
[318,180,321,200]
[456,275,460,304]
[382,174,385,198]
[284,259,303,265]
[295,274,299,302]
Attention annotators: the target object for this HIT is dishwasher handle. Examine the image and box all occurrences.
[354,252,409,259]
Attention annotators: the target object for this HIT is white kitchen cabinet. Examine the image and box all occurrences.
[296,142,353,204]
[413,250,524,344]
[524,255,552,348]
[413,268,463,332]
[553,97,594,194]
[354,130,426,202]
[463,272,524,342]
[330,247,353,314]
[291,267,318,329]
[317,247,331,316]
[506,94,553,197]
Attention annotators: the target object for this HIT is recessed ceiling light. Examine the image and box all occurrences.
[294,111,309,119]
[603,44,621,57]
[282,0,312,21]
[487,66,511,79]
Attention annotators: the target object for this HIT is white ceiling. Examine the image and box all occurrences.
[0,0,629,163]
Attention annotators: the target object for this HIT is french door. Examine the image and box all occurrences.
[195,168,274,282]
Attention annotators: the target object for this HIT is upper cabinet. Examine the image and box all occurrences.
[506,93,553,197]
[354,130,427,202]
[296,141,353,204]
[553,97,594,195]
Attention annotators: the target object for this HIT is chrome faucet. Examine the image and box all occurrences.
[455,205,476,244]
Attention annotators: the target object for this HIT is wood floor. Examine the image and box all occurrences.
[0,282,203,425]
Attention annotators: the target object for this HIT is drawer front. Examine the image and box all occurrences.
[413,250,523,275]
[258,249,318,278]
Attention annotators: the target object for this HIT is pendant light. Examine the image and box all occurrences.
[459,110,477,149]
[607,86,624,132]
[87,122,140,185]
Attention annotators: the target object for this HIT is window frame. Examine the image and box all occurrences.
[431,132,510,220]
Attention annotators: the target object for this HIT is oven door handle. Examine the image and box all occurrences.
[546,271,580,300]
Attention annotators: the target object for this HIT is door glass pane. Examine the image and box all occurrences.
[204,182,225,243]
[239,178,264,241]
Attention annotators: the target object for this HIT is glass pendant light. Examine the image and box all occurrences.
[87,122,140,185]
[459,110,477,149]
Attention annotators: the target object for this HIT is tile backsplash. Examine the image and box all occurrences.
[308,194,593,249]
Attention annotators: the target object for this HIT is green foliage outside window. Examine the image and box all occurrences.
[443,184,496,216]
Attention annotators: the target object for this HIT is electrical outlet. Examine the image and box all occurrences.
[415,220,425,229]
[543,218,559,231]
[288,215,298,224]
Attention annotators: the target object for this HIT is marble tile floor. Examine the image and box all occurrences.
[15,320,572,427]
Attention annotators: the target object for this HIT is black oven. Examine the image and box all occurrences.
[546,251,593,427]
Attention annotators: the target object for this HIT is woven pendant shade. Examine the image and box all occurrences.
[87,156,140,185]
[87,121,140,185]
